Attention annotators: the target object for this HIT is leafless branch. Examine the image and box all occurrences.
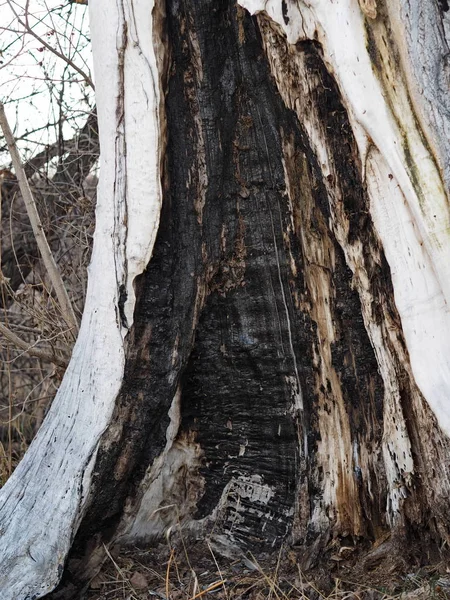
[0,321,68,368]
[5,0,94,89]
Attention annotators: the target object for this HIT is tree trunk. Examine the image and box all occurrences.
[1,0,450,598]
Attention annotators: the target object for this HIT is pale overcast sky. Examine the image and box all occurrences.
[0,0,94,168]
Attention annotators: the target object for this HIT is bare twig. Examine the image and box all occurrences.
[188,580,227,600]
[0,321,68,368]
[166,549,175,600]
[5,0,94,89]
[0,102,79,338]
[103,543,139,598]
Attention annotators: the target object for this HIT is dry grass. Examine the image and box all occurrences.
[0,169,96,483]
[83,541,450,600]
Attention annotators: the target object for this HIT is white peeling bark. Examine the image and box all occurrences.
[239,0,450,436]
[120,387,204,543]
[0,1,163,598]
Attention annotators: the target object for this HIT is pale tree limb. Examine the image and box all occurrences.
[0,0,162,593]
[0,102,79,338]
[0,321,69,368]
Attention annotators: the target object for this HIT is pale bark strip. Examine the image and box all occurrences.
[0,1,163,598]
[387,0,450,194]
[0,102,79,337]
[238,0,450,437]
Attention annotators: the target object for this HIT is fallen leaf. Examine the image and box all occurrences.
[130,571,148,590]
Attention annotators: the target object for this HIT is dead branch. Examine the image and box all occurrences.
[5,0,94,89]
[0,102,79,338]
[0,321,69,368]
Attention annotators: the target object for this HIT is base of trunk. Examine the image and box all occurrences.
[48,3,450,596]
[2,2,450,599]
[50,531,450,600]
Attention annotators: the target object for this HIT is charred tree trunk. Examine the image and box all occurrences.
[1,1,450,598]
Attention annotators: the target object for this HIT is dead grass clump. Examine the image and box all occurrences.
[83,542,450,600]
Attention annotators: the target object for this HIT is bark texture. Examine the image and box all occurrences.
[58,0,450,593]
[1,1,450,598]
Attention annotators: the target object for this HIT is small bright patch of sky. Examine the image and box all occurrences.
[0,0,95,169]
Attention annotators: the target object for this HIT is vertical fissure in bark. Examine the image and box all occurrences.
[254,7,450,554]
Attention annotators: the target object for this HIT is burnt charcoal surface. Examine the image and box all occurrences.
[61,2,392,590]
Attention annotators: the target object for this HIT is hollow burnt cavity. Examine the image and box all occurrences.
[67,0,386,562]
[172,3,387,549]
[54,0,450,593]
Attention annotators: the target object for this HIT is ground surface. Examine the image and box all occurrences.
[83,541,450,600]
